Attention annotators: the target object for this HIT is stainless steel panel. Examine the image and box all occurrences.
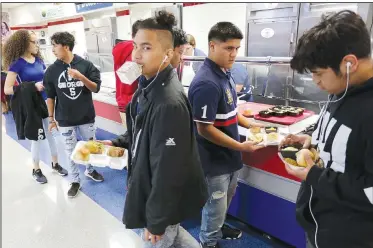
[96,26,114,54]
[84,17,117,55]
[247,3,299,20]
[86,53,101,70]
[305,3,358,14]
[247,21,294,57]
[85,31,99,54]
[249,3,295,12]
[290,73,328,113]
[180,56,324,112]
[98,54,114,73]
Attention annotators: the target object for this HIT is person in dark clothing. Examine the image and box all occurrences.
[281,10,373,248]
[3,29,67,184]
[99,11,208,248]
[188,22,264,248]
[11,81,48,141]
[171,28,188,70]
[45,32,104,198]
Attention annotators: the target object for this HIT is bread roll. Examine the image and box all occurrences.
[243,109,252,117]
[74,147,90,161]
[310,148,319,161]
[250,126,261,134]
[108,147,125,157]
[85,141,104,154]
[296,149,315,167]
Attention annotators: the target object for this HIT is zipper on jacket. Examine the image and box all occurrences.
[130,89,141,164]
[132,129,142,159]
[309,186,320,248]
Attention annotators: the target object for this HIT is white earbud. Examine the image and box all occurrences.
[346,62,351,70]
[163,55,168,62]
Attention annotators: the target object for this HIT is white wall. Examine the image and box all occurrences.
[9,3,78,26]
[47,21,87,57]
[129,3,174,27]
[8,3,41,26]
[182,3,247,56]
[116,15,132,40]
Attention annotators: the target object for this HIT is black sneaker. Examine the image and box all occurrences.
[200,243,220,248]
[52,163,68,176]
[221,224,242,240]
[68,183,81,198]
[32,169,48,184]
[84,170,104,182]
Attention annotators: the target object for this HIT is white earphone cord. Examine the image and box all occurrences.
[144,55,168,91]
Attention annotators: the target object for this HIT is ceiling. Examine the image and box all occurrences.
[2,3,25,9]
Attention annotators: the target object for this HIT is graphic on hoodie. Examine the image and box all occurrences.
[312,109,352,173]
[58,69,84,100]
[38,128,45,140]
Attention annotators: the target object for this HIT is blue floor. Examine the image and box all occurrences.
[3,112,284,248]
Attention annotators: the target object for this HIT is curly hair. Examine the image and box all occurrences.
[2,29,43,70]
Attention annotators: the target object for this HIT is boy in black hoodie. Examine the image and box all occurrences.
[45,32,104,198]
[281,11,373,248]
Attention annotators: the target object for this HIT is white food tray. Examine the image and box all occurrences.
[71,141,127,170]
[246,128,285,147]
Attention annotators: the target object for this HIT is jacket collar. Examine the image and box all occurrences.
[139,65,174,94]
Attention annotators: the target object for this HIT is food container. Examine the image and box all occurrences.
[71,141,127,170]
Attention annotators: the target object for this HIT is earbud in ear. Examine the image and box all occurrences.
[163,55,168,62]
[346,62,352,69]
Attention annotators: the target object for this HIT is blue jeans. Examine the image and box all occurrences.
[59,123,96,183]
[140,224,200,248]
[200,171,239,246]
[31,118,59,166]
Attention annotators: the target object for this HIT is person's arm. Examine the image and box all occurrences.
[44,69,58,131]
[191,82,261,152]
[4,71,17,95]
[68,62,101,93]
[196,122,243,151]
[237,113,265,129]
[287,122,373,213]
[111,131,130,149]
[146,103,193,235]
[46,98,55,122]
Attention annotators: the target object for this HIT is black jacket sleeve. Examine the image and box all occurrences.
[22,83,47,141]
[306,120,373,213]
[86,62,101,93]
[111,131,130,150]
[44,68,56,99]
[145,102,192,235]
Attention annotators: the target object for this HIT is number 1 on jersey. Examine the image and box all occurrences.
[201,105,207,119]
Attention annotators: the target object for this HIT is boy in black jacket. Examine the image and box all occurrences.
[281,11,373,248]
[45,32,104,198]
[99,11,207,248]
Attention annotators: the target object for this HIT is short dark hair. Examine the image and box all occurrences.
[208,22,243,42]
[132,20,142,39]
[51,32,75,51]
[172,28,188,48]
[291,10,371,74]
[137,10,177,49]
